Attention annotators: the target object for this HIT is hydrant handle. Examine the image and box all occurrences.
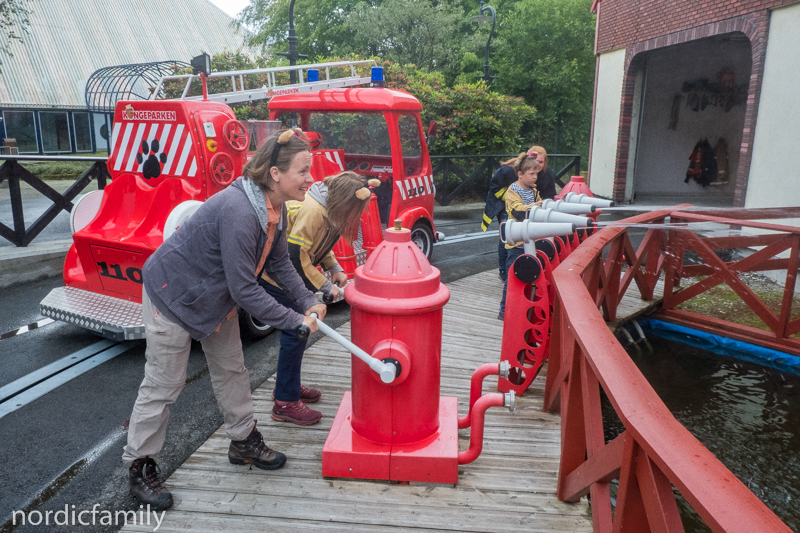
[296,325,310,339]
[302,313,398,383]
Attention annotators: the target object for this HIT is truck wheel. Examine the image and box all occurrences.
[411,222,433,259]
[239,311,274,340]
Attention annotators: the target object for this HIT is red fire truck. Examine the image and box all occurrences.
[40,60,442,340]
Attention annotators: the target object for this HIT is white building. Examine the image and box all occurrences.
[588,0,800,210]
[0,0,247,155]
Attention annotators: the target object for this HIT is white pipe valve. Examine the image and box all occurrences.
[562,192,615,208]
[541,199,595,215]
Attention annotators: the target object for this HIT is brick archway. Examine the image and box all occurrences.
[611,14,769,206]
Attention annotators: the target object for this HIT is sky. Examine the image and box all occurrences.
[207,0,250,18]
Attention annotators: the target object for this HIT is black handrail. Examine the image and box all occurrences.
[431,153,581,206]
[0,155,111,247]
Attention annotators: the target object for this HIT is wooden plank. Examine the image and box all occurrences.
[122,512,448,533]
[156,488,591,533]
[165,469,590,516]
[121,269,592,533]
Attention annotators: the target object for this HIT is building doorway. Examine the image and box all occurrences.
[628,33,751,206]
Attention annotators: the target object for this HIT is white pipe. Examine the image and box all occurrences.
[502,220,576,248]
[562,192,615,208]
[528,206,591,227]
[311,314,397,383]
[541,199,596,215]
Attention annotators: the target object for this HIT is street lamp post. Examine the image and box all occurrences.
[472,1,497,84]
[276,0,308,84]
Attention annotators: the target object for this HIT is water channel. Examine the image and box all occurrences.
[602,333,800,531]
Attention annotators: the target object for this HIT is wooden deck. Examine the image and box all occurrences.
[122,270,592,533]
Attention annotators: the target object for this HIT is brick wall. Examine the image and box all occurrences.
[600,3,778,206]
[596,0,795,53]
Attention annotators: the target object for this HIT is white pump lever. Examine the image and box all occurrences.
[309,313,397,384]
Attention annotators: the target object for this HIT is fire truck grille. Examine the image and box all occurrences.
[40,286,145,341]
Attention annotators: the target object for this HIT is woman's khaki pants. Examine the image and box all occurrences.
[122,288,255,466]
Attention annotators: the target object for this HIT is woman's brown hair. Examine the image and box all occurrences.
[242,128,309,191]
[324,172,379,244]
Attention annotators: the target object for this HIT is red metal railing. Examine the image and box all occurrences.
[543,206,795,532]
[663,207,800,355]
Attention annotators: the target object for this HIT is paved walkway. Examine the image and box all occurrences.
[122,270,592,533]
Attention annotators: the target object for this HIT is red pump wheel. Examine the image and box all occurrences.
[210,152,235,186]
[222,119,249,152]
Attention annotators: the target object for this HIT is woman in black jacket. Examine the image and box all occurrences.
[481,145,558,283]
[528,145,557,201]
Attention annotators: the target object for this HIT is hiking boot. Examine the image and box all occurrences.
[271,399,322,426]
[228,421,287,471]
[272,385,321,403]
[129,458,173,511]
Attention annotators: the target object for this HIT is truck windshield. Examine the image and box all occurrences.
[398,113,424,176]
[308,113,391,155]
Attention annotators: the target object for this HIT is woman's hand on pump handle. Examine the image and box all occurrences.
[302,303,327,333]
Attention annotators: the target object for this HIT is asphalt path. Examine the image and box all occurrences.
[0,203,499,533]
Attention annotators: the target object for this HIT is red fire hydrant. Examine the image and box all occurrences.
[322,221,513,483]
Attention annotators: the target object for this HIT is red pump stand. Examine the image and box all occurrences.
[323,222,513,484]
[497,253,552,396]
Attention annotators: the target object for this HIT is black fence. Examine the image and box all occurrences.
[432,154,581,206]
[0,155,110,247]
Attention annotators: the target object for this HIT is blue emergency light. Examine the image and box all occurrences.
[307,69,319,82]
[371,67,384,88]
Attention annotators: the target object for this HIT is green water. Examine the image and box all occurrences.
[602,337,800,531]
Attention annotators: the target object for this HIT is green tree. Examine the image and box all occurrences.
[0,0,31,70]
[492,0,595,160]
[239,0,361,58]
[239,0,475,83]
[343,0,464,76]
[383,62,535,156]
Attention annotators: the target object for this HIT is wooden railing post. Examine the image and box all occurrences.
[777,235,799,338]
[9,162,25,246]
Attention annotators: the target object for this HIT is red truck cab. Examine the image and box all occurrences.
[269,88,438,256]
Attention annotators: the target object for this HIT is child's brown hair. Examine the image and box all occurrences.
[324,171,380,244]
[501,152,541,174]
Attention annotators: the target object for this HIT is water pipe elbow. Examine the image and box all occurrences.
[457,392,515,465]
[457,362,510,429]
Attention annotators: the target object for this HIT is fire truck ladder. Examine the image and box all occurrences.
[150,59,378,106]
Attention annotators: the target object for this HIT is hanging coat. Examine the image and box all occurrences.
[685,139,718,187]
[685,141,703,184]
[714,138,728,183]
[697,139,718,187]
